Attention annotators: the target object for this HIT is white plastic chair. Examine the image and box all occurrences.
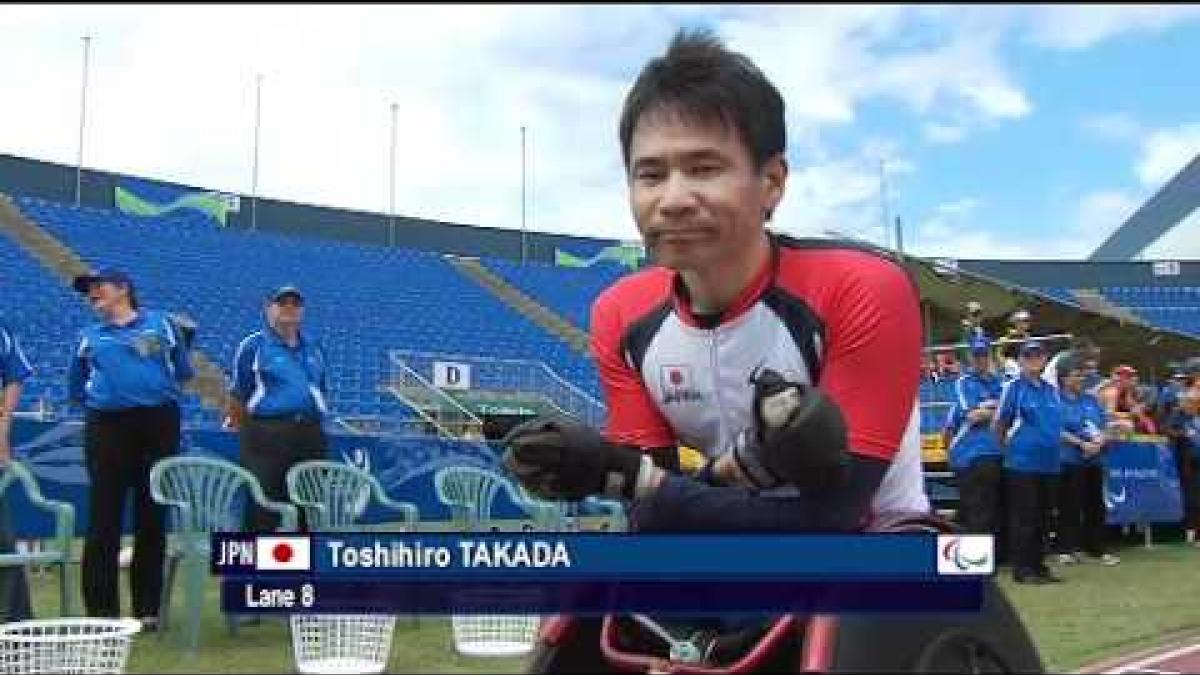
[289,614,397,675]
[0,618,141,674]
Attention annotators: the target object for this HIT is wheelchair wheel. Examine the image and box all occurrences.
[912,629,1019,674]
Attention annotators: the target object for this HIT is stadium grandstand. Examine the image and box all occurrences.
[3,149,1199,460]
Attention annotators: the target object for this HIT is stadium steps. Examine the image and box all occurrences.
[444,255,592,354]
[1070,288,1147,326]
[0,193,230,413]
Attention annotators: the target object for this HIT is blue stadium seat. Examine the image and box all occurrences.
[10,196,622,428]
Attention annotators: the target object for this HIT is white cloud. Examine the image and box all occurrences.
[1135,125,1200,188]
[1027,5,1200,51]
[1075,189,1142,255]
[908,189,1144,261]
[0,4,1116,246]
[768,139,918,249]
[923,123,967,144]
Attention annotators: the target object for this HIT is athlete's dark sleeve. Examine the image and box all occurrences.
[630,454,889,532]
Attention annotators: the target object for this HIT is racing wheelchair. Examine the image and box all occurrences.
[524,512,1044,674]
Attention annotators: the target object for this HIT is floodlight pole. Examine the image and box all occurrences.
[75,36,92,206]
[520,125,528,264]
[251,73,263,232]
[389,102,398,247]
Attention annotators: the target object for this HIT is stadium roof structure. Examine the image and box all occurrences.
[1089,152,1200,261]
[905,254,1200,377]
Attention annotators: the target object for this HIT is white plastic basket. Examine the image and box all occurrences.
[0,618,141,674]
[289,615,396,675]
[449,589,540,657]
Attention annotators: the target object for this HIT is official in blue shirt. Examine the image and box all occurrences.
[994,340,1063,584]
[228,285,329,531]
[1165,389,1200,547]
[944,337,1005,539]
[0,323,35,622]
[1054,352,1118,566]
[68,268,194,626]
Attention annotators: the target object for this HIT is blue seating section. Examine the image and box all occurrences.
[9,194,1194,436]
[12,196,606,428]
[483,258,628,330]
[0,233,99,416]
[1034,287,1079,307]
[1098,286,1200,337]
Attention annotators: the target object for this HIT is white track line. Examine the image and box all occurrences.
[1110,642,1200,674]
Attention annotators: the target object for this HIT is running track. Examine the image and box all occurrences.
[1078,634,1200,674]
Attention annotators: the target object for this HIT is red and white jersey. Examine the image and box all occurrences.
[590,235,929,514]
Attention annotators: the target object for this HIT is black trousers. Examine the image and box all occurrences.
[954,456,1004,536]
[82,404,179,618]
[1183,454,1200,531]
[0,496,33,622]
[239,418,327,532]
[1056,463,1108,556]
[1006,470,1057,577]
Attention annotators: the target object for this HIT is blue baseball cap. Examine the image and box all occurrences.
[969,337,992,356]
[268,284,304,303]
[1018,340,1045,357]
[72,267,133,294]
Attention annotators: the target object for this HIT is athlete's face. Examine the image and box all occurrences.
[627,111,785,272]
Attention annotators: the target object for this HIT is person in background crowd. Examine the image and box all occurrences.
[1164,389,1200,546]
[1054,352,1119,567]
[1157,367,1189,425]
[0,323,34,621]
[1099,365,1141,431]
[228,285,330,531]
[944,337,1005,542]
[994,340,1063,584]
[958,300,986,363]
[68,268,194,628]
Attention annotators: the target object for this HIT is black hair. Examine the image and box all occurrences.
[618,28,786,173]
[1056,350,1086,383]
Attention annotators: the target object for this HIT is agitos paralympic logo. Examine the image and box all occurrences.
[936,535,994,576]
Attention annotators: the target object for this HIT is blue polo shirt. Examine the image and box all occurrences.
[67,310,195,411]
[1059,390,1107,465]
[230,325,329,420]
[0,324,33,387]
[946,369,1004,470]
[1166,409,1200,460]
[996,375,1063,474]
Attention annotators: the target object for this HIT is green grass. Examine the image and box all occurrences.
[20,541,1200,673]
[996,541,1200,672]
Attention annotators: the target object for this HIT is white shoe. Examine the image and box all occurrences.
[1098,553,1120,566]
[1056,553,1079,565]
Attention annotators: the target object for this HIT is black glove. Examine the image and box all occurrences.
[731,368,850,491]
[501,417,656,501]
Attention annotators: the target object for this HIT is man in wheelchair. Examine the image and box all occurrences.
[499,28,1044,674]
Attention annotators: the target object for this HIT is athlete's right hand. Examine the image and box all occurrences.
[501,417,658,502]
[730,368,850,491]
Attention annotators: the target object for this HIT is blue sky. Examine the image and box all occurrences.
[0,5,1197,260]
